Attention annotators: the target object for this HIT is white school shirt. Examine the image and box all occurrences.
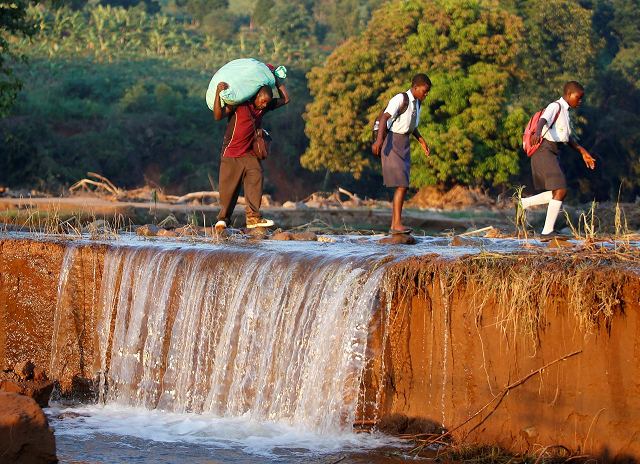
[384,90,421,134]
[541,97,572,143]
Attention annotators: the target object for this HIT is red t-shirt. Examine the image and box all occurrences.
[221,101,274,158]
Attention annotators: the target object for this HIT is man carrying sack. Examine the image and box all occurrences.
[212,73,290,231]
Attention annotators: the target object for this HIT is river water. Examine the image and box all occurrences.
[47,403,415,463]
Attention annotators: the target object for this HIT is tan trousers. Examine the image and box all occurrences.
[217,154,263,224]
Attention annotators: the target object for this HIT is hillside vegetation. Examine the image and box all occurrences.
[1,0,638,202]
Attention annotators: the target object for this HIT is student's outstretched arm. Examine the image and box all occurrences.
[569,138,595,169]
[271,76,290,109]
[412,128,430,157]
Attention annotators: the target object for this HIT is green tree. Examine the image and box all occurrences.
[313,0,384,41]
[201,8,242,42]
[0,0,36,118]
[303,0,525,187]
[567,0,640,201]
[261,2,314,43]
[251,0,274,27]
[184,0,228,22]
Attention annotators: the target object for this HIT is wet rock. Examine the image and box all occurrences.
[14,360,35,380]
[57,412,84,420]
[317,235,337,243]
[451,235,474,246]
[246,227,269,239]
[33,367,48,381]
[546,238,575,249]
[136,224,160,236]
[216,228,241,237]
[0,371,55,408]
[0,391,57,463]
[294,232,318,241]
[157,228,178,237]
[272,232,295,241]
[378,234,417,245]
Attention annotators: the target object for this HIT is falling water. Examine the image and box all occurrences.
[79,243,391,435]
[438,275,449,432]
[50,244,80,379]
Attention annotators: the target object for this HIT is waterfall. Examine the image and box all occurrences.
[68,243,393,435]
[50,244,80,380]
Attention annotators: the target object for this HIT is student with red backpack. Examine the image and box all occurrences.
[372,74,431,235]
[520,81,596,237]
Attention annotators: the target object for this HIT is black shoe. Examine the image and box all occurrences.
[389,227,413,235]
[539,230,568,241]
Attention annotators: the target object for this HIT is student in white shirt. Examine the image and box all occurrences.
[372,74,431,235]
[521,81,596,237]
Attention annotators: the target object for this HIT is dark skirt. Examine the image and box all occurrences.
[531,139,567,191]
[381,132,411,188]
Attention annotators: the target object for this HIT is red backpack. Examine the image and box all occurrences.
[523,101,561,156]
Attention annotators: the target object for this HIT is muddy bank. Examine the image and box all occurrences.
[366,254,640,460]
[1,237,639,461]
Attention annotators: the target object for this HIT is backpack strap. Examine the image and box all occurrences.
[541,101,562,139]
[388,92,410,127]
[549,101,561,129]
[398,92,410,116]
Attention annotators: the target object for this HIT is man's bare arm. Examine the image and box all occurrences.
[214,82,234,120]
[271,76,291,109]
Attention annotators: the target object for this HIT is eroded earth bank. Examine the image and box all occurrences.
[1,237,638,462]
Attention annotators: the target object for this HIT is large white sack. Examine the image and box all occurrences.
[205,58,275,110]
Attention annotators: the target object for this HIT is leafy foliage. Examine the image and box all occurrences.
[303,0,640,200]
[0,0,36,117]
[303,0,526,186]
[0,3,324,196]
[1,0,639,203]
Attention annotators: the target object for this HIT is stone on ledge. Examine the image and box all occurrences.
[136,224,160,236]
[157,228,178,237]
[293,232,318,241]
[272,232,295,241]
[378,234,417,245]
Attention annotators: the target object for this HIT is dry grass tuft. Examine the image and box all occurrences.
[383,246,638,341]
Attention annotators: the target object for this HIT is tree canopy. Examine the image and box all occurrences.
[0,0,36,117]
[1,0,639,202]
[302,0,610,189]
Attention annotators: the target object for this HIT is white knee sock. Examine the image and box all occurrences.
[541,199,562,234]
[521,191,553,209]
